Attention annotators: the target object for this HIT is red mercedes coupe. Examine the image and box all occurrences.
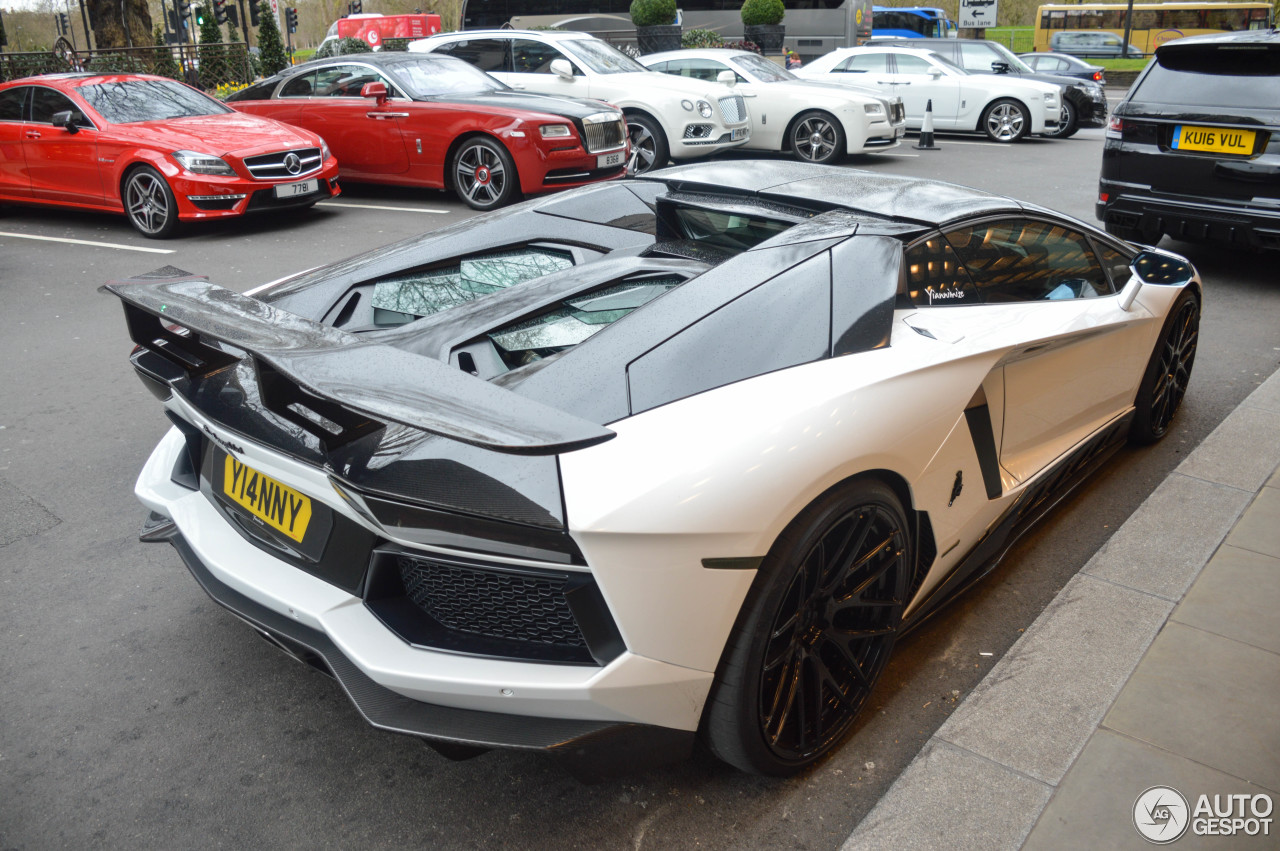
[0,73,341,238]
[227,53,629,210]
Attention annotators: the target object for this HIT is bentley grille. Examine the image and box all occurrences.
[243,147,323,180]
[718,95,747,125]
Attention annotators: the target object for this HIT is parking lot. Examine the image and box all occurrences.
[3,125,1279,849]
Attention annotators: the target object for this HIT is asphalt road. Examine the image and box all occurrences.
[2,126,1278,851]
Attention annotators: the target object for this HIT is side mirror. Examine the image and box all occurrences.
[360,81,388,105]
[717,69,737,87]
[550,58,574,80]
[990,61,1011,74]
[928,67,944,79]
[1131,250,1194,285]
[51,109,81,134]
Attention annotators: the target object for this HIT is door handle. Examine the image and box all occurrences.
[24,130,42,139]
[367,112,410,119]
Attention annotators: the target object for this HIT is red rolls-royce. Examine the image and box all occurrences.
[227,53,628,210]
[0,73,341,238]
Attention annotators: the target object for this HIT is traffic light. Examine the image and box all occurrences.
[249,2,260,26]
[166,8,178,32]
[195,6,204,25]
[348,0,362,15]
[227,6,238,27]
[285,7,297,33]
[57,12,69,35]
[214,0,227,24]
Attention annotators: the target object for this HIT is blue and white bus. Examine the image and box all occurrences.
[870,6,959,38]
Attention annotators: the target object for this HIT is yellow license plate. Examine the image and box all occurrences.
[222,455,312,542]
[1172,124,1255,156]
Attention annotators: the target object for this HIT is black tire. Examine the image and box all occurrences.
[1044,99,1079,139]
[451,136,519,210]
[123,166,180,239]
[703,479,913,776]
[980,98,1030,143]
[625,113,669,175]
[1130,289,1199,445]
[789,110,846,164]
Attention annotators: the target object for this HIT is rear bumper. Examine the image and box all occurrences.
[147,516,692,779]
[1097,179,1280,250]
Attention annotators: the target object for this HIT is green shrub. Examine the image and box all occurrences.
[681,29,723,48]
[382,38,412,52]
[86,53,149,74]
[740,0,785,26]
[315,36,373,59]
[630,0,677,27]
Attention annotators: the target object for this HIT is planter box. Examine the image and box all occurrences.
[743,24,785,53]
[635,25,682,55]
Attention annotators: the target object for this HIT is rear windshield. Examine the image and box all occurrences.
[1135,46,1280,109]
[666,206,794,253]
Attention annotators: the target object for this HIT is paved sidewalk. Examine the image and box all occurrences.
[844,367,1280,850]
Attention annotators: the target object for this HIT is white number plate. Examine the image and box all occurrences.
[597,151,625,168]
[274,178,318,199]
[731,127,748,141]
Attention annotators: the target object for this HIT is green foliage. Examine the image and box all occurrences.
[198,5,226,89]
[681,29,723,48]
[315,36,372,58]
[630,0,677,28]
[257,1,289,77]
[382,37,412,52]
[152,26,181,79]
[740,0,784,27]
[86,54,149,73]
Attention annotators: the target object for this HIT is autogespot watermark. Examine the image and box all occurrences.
[1133,785,1274,843]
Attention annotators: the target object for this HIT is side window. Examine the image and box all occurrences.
[316,65,380,97]
[437,38,510,73]
[511,39,574,74]
[837,53,887,74]
[29,88,91,126]
[894,54,935,75]
[279,73,316,97]
[1094,241,1135,291]
[662,58,728,82]
[904,234,980,306]
[945,219,1113,303]
[959,43,999,72]
[0,87,28,121]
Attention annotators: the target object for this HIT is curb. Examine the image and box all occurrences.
[843,367,1280,850]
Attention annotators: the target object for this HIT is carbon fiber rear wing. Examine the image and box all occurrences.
[101,274,615,456]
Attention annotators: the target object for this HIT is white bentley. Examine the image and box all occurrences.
[410,30,752,173]
[641,48,908,164]
[797,45,1062,143]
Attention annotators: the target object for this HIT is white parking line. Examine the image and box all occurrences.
[318,201,449,214]
[0,231,175,254]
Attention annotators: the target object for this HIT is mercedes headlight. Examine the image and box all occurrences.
[172,150,235,176]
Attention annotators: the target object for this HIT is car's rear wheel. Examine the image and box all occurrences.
[981,98,1030,143]
[703,479,912,776]
[626,113,669,175]
[451,137,518,210]
[1130,288,1199,444]
[1044,99,1079,139]
[789,111,845,164]
[123,166,180,239]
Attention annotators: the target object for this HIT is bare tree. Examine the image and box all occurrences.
[88,0,154,48]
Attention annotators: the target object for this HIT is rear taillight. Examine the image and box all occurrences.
[1099,192,1109,203]
[1093,71,1103,82]
[1106,116,1123,139]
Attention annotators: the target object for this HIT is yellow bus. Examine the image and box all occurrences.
[1033,2,1274,55]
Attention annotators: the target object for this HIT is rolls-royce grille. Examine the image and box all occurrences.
[718,95,746,125]
[244,147,323,180]
[582,117,626,153]
[398,555,587,648]
[892,102,906,123]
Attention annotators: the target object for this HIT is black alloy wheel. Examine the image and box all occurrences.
[452,137,518,210]
[123,166,180,238]
[789,111,845,164]
[1044,98,1079,139]
[1130,289,1199,444]
[704,479,912,775]
[625,113,669,175]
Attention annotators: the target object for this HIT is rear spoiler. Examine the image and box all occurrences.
[100,274,615,456]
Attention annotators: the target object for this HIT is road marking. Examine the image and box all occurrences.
[318,201,449,214]
[0,231,175,254]
[877,152,921,158]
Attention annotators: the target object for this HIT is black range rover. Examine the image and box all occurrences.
[1098,30,1280,251]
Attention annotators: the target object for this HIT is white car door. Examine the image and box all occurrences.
[887,53,961,128]
[504,37,588,97]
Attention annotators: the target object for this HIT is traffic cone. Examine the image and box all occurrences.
[914,99,940,151]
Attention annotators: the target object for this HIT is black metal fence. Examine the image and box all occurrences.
[0,43,255,92]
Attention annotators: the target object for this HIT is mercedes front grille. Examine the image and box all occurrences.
[243,147,323,180]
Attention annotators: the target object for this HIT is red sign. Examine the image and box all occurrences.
[335,14,442,48]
